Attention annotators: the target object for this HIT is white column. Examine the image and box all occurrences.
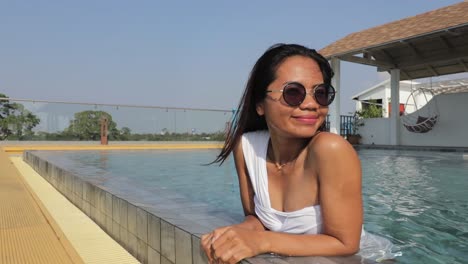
[390,69,400,145]
[356,101,362,112]
[383,87,389,118]
[330,58,341,135]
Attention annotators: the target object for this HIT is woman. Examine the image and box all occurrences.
[202,44,393,263]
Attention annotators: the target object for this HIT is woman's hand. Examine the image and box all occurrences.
[201,225,265,264]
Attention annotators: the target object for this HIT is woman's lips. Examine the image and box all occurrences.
[293,116,319,124]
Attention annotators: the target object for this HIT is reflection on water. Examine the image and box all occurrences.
[360,149,468,264]
[36,149,468,264]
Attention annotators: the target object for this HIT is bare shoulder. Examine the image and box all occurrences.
[308,132,359,162]
[310,132,353,151]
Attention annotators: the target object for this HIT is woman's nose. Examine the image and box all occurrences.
[299,91,319,110]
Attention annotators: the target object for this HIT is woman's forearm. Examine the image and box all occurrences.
[259,231,360,256]
[235,215,266,231]
[235,216,359,256]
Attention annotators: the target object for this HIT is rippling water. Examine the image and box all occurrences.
[359,150,468,263]
[36,149,468,263]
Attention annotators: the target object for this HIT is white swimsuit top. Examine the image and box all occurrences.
[242,130,323,234]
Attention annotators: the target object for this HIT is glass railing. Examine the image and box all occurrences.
[0,97,234,142]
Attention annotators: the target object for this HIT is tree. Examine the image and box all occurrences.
[119,127,131,140]
[0,94,40,140]
[65,110,119,140]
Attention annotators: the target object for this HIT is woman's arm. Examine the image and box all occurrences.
[209,133,363,262]
[201,140,265,263]
[232,140,266,231]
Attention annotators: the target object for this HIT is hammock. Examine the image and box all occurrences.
[403,115,438,133]
[401,87,439,133]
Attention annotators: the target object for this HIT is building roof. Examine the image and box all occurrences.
[417,78,468,95]
[320,2,468,80]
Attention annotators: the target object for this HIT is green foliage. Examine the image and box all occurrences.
[61,111,225,141]
[117,131,226,141]
[348,100,383,136]
[119,127,132,141]
[355,101,383,118]
[65,110,120,140]
[0,94,40,140]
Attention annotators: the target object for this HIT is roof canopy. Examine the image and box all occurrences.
[320,2,468,80]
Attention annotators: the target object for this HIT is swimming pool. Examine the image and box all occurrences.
[33,148,468,264]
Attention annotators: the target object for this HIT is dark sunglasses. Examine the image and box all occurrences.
[266,82,336,107]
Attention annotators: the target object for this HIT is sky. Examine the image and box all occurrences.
[1,0,466,115]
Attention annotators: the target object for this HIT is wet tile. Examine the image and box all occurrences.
[83,181,91,202]
[113,195,121,223]
[175,227,192,264]
[137,207,149,243]
[88,183,97,206]
[161,220,175,262]
[74,194,82,209]
[128,203,137,235]
[245,255,284,264]
[66,172,73,193]
[180,222,210,237]
[83,201,91,216]
[192,235,209,264]
[280,256,343,264]
[119,199,128,228]
[99,212,106,228]
[113,220,120,241]
[161,255,174,264]
[148,213,161,252]
[128,232,138,257]
[98,188,106,213]
[148,246,161,264]
[105,191,113,217]
[137,238,149,263]
[120,227,129,246]
[75,178,83,199]
[90,205,98,222]
[105,215,113,234]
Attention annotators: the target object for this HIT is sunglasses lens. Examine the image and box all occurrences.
[283,84,305,106]
[314,84,335,106]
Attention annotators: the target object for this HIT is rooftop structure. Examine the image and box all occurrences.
[320,1,468,80]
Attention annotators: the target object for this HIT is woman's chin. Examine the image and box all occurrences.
[287,127,321,139]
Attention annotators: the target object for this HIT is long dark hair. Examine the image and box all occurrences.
[213,43,334,164]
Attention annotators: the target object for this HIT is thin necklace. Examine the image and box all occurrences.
[267,148,289,171]
[267,138,309,171]
[274,162,288,171]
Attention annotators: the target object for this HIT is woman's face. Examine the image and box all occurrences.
[256,55,329,139]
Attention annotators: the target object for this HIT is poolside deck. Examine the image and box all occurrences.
[0,147,140,264]
[0,149,82,263]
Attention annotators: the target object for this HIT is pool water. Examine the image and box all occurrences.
[35,149,468,264]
